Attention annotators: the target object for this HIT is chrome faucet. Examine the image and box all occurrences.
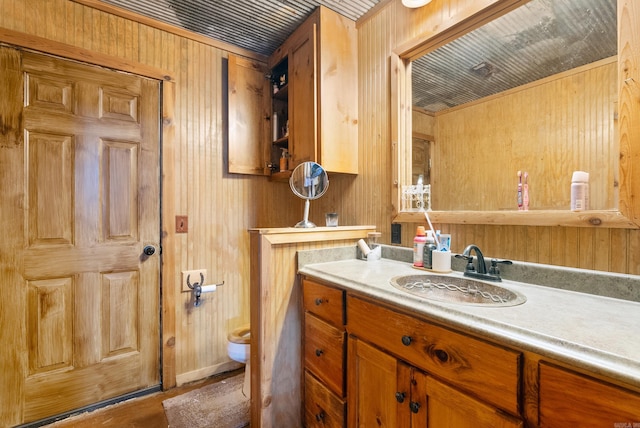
[455,244,511,282]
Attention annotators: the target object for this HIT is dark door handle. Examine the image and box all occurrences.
[143,245,156,256]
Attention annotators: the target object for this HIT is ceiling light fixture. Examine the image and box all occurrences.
[402,0,432,8]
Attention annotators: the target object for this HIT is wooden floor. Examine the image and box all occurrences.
[45,369,244,427]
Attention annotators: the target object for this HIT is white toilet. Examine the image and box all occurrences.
[227,325,251,398]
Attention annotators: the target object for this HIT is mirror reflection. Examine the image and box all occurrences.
[289,161,329,228]
[410,0,617,212]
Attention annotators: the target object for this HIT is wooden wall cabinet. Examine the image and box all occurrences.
[227,54,271,175]
[267,6,358,177]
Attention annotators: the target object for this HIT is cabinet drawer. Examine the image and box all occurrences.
[304,370,346,428]
[347,295,521,416]
[303,279,344,326]
[305,312,345,397]
[539,362,640,426]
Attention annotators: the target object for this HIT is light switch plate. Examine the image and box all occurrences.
[181,269,207,292]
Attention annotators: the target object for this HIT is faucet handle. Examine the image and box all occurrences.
[489,259,512,276]
[455,254,476,272]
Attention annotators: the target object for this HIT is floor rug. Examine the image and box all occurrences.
[162,373,249,428]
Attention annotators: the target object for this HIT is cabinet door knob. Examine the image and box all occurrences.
[409,401,421,413]
[315,349,324,357]
[395,392,406,403]
[315,298,325,306]
[315,410,325,422]
[401,335,413,346]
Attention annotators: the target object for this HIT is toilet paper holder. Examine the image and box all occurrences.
[186,273,224,307]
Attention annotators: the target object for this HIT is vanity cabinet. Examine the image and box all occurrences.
[266,6,358,176]
[300,270,640,427]
[538,362,640,426]
[348,338,522,427]
[302,279,347,427]
[346,294,523,427]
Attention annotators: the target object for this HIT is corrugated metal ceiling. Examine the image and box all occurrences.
[413,0,617,112]
[98,0,380,57]
[97,0,617,113]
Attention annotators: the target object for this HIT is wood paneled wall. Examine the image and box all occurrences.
[433,58,617,212]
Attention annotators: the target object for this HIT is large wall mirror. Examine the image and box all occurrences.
[393,0,640,228]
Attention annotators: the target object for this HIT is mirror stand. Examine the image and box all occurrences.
[295,199,315,228]
[289,161,330,228]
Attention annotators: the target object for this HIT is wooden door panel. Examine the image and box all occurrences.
[0,47,161,425]
[27,278,74,375]
[102,140,139,240]
[102,270,140,357]
[25,74,74,113]
[26,132,74,246]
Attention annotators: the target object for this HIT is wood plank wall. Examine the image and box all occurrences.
[433,58,617,212]
[355,0,640,275]
[1,0,639,398]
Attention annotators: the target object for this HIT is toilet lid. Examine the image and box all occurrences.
[228,325,250,344]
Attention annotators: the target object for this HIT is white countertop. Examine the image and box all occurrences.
[299,258,640,389]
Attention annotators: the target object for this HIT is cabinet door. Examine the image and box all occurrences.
[227,54,270,175]
[539,362,640,426]
[425,376,523,428]
[288,30,316,169]
[347,338,401,427]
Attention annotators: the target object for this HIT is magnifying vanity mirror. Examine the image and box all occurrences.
[393,0,639,228]
[290,161,329,228]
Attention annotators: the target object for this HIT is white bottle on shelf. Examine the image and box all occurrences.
[570,171,589,211]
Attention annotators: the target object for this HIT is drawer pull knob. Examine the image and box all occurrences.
[315,298,325,306]
[395,392,406,403]
[315,410,325,422]
[315,349,324,357]
[435,349,449,362]
[410,401,421,413]
[401,335,413,346]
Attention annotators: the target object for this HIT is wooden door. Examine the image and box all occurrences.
[0,47,160,425]
[289,28,316,169]
[227,54,271,175]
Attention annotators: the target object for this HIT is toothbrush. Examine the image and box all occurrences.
[517,171,523,210]
[523,172,529,211]
[423,211,440,249]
